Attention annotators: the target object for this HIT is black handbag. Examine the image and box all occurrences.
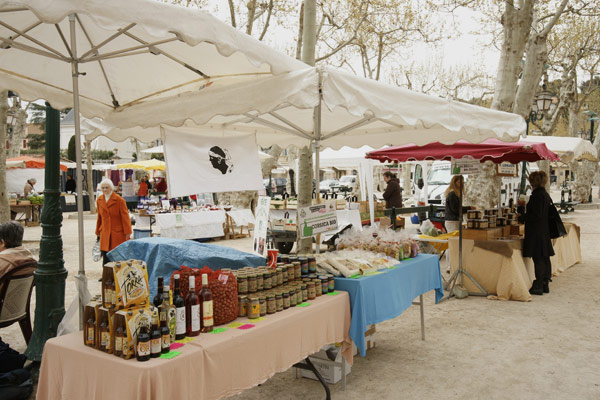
[548,203,567,239]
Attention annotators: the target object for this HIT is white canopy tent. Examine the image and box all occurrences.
[0,0,306,283]
[140,144,272,160]
[523,136,598,163]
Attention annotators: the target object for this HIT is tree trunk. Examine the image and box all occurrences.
[0,91,9,223]
[572,160,597,203]
[297,145,313,253]
[402,163,412,195]
[286,146,298,196]
[464,161,502,210]
[490,2,533,112]
[85,140,97,214]
[536,160,551,191]
[246,0,257,35]
[260,145,282,177]
[7,106,27,158]
[513,27,547,118]
[568,105,580,137]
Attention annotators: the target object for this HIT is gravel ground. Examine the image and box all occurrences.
[2,189,599,400]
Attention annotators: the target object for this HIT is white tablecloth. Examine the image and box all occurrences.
[227,209,255,226]
[155,210,226,239]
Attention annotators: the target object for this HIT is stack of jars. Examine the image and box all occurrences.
[234,261,335,319]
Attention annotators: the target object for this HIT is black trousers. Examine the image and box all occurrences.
[532,256,552,282]
[101,251,110,267]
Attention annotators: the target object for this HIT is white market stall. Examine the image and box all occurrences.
[523,136,598,163]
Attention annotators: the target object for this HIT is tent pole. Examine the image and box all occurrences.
[70,14,87,325]
[313,69,322,254]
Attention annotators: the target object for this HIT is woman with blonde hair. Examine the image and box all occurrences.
[523,171,554,295]
[443,175,464,273]
[95,179,132,266]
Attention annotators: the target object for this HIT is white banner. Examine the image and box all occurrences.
[163,129,264,197]
[298,201,338,238]
[451,158,480,175]
[252,196,271,256]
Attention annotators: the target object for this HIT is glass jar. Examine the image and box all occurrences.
[282,265,289,284]
[276,268,283,286]
[259,296,266,317]
[295,288,302,305]
[308,256,317,273]
[319,276,328,294]
[275,294,283,312]
[280,255,289,264]
[286,264,295,282]
[238,275,248,295]
[248,274,257,293]
[282,293,290,309]
[238,295,248,317]
[301,284,308,302]
[266,295,276,314]
[263,271,271,290]
[299,258,308,275]
[248,297,260,319]
[294,262,301,279]
[307,282,316,300]
[313,279,322,296]
[289,256,298,264]
[256,272,264,291]
[328,275,335,292]
[289,289,297,307]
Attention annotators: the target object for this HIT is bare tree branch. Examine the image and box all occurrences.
[228,0,236,28]
[258,0,274,41]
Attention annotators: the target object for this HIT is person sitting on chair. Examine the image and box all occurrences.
[0,222,36,290]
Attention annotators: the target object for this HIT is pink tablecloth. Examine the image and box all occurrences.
[37,292,353,400]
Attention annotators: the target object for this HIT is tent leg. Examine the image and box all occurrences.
[313,72,322,254]
[70,14,87,328]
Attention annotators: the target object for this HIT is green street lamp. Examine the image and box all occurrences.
[583,110,599,143]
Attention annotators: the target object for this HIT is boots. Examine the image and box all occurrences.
[543,279,550,294]
[529,280,543,296]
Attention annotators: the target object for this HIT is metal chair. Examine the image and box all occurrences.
[0,262,37,344]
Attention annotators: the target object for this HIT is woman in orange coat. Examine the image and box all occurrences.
[95,179,132,265]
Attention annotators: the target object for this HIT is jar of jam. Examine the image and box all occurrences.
[248,297,260,319]
[238,295,248,317]
[328,275,335,292]
[263,271,272,290]
[289,256,298,264]
[280,255,289,264]
[259,296,266,317]
[301,284,308,302]
[319,276,328,294]
[248,274,258,293]
[286,264,295,282]
[282,293,290,309]
[307,282,316,300]
[289,289,297,307]
[276,267,283,286]
[308,256,317,273]
[238,275,248,294]
[295,288,302,305]
[275,294,283,312]
[313,279,322,296]
[294,262,301,279]
[256,272,264,291]
[299,258,308,275]
[266,295,276,314]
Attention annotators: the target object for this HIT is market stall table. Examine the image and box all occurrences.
[37,291,353,400]
[448,223,581,301]
[154,210,226,240]
[334,254,443,356]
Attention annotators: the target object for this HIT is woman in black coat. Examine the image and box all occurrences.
[382,171,403,209]
[522,171,555,295]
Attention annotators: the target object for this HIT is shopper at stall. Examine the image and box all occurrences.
[65,174,76,193]
[443,175,463,273]
[382,171,402,209]
[96,179,132,266]
[0,221,36,289]
[23,178,36,197]
[522,171,554,295]
[155,177,167,193]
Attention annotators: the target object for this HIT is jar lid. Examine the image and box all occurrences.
[259,296,265,301]
[249,297,258,301]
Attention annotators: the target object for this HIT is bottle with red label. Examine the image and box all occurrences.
[185,276,200,336]
[136,325,151,362]
[199,274,214,333]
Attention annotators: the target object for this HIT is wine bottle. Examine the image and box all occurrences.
[153,276,164,308]
[114,318,124,357]
[199,274,214,333]
[136,325,151,362]
[99,312,109,352]
[173,274,186,340]
[103,276,113,308]
[164,286,176,342]
[160,316,171,354]
[150,320,161,358]
[85,310,95,347]
[186,276,200,336]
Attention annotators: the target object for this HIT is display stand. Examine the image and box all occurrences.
[440,176,488,301]
[293,357,334,399]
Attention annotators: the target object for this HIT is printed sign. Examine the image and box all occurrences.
[497,162,518,177]
[252,196,271,257]
[122,182,135,197]
[451,158,480,175]
[298,201,338,238]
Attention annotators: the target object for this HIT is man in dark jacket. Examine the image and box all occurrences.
[382,171,402,209]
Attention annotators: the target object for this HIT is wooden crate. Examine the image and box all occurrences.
[462,227,504,241]
[270,200,287,210]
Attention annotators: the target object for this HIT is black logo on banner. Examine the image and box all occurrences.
[208,146,234,174]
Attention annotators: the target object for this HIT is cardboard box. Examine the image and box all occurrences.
[300,344,351,384]
[395,216,405,229]
[462,227,503,241]
[379,217,391,229]
[103,260,150,310]
[352,324,377,356]
[358,201,369,213]
[375,202,385,211]
[116,305,157,359]
[510,224,524,236]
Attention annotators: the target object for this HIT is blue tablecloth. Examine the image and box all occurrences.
[334,254,443,356]
[108,237,265,297]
